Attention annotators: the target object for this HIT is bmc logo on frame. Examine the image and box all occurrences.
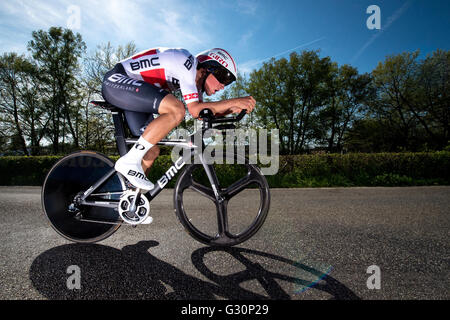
[157,158,185,189]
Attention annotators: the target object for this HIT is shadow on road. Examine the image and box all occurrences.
[192,246,360,300]
[29,241,359,300]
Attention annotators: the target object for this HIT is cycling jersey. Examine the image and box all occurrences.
[118,47,203,104]
[101,47,205,136]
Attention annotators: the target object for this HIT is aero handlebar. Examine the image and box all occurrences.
[198,108,247,124]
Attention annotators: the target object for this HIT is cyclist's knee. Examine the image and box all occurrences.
[159,95,185,125]
[173,106,185,125]
[166,104,185,126]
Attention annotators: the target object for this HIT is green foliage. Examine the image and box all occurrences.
[247,50,338,154]
[0,52,40,155]
[1,152,449,187]
[372,174,413,186]
[1,27,449,157]
[0,156,60,185]
[28,27,87,154]
[264,151,450,187]
[358,49,450,152]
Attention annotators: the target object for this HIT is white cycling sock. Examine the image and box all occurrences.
[115,136,155,190]
[124,136,153,163]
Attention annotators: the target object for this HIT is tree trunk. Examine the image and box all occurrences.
[327,97,337,153]
[11,86,29,155]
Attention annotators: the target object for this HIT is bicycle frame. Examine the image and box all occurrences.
[43,103,269,245]
[77,110,222,210]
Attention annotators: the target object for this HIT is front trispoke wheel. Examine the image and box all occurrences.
[174,155,270,246]
[224,169,262,200]
[190,179,216,202]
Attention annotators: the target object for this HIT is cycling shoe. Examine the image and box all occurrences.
[115,156,154,191]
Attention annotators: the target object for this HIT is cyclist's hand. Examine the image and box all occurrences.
[235,96,256,114]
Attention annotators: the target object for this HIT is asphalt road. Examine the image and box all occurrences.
[0,186,448,300]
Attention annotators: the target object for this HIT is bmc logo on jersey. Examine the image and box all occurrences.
[130,57,160,71]
[209,53,229,68]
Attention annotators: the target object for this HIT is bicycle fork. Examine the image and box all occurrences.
[196,152,230,240]
[197,152,224,203]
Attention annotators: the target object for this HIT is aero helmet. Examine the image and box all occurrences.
[196,48,237,86]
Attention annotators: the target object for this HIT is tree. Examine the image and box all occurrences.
[83,41,137,95]
[416,49,450,149]
[247,50,335,154]
[370,50,450,151]
[0,53,37,155]
[17,60,49,155]
[345,118,401,152]
[80,41,137,152]
[370,51,422,151]
[317,65,373,152]
[28,27,86,154]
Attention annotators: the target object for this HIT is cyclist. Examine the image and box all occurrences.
[101,47,255,191]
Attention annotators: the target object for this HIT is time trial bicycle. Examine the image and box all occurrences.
[41,101,270,246]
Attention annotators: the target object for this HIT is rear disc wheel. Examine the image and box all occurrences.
[41,151,125,243]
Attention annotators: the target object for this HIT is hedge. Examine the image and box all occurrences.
[0,152,449,187]
[266,152,450,187]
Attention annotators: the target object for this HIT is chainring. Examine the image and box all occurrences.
[118,190,152,225]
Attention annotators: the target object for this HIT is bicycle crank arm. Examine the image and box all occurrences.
[128,188,142,214]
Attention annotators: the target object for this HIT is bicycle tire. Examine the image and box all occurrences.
[41,151,124,243]
[174,153,270,246]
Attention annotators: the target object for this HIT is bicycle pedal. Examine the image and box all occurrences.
[124,180,148,194]
[124,178,136,190]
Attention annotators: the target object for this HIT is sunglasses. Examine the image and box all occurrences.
[207,67,235,86]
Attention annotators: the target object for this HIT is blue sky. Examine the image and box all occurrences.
[0,0,449,75]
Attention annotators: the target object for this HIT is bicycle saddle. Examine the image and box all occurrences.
[90,100,120,112]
